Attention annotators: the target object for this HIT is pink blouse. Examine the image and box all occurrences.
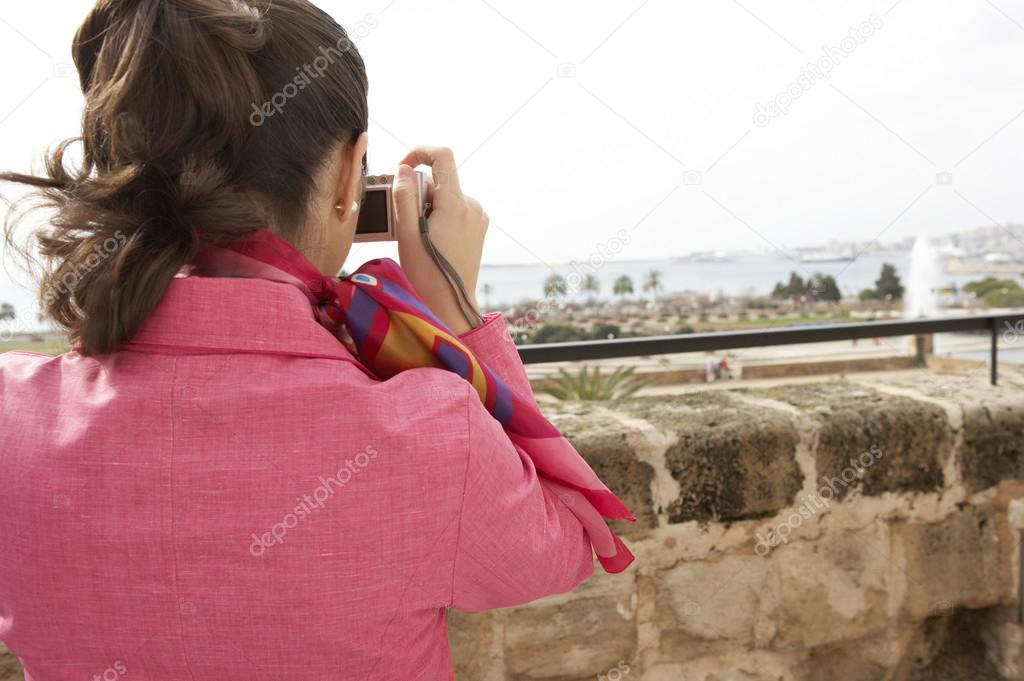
[0,273,594,680]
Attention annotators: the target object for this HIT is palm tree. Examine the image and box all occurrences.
[581,274,600,302]
[613,275,634,299]
[642,270,663,298]
[543,273,568,299]
[480,282,493,308]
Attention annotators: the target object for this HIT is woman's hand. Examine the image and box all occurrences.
[392,146,488,334]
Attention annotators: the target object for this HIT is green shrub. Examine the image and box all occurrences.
[529,323,586,344]
[983,288,1024,307]
[589,323,622,340]
[543,365,652,401]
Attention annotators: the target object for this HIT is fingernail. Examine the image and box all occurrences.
[397,164,412,180]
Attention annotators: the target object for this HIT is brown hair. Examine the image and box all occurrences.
[1,0,368,355]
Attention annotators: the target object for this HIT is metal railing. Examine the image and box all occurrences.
[516,313,1024,385]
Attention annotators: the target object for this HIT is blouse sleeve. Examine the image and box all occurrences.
[458,312,538,408]
[447,312,594,611]
[449,383,595,611]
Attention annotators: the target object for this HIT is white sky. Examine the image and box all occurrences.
[1,0,1023,274]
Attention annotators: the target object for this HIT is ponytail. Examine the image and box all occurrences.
[1,0,368,354]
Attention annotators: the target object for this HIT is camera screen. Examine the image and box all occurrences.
[355,190,390,234]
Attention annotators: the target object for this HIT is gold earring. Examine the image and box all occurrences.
[335,201,359,213]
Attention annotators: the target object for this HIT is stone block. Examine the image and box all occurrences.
[894,607,1006,680]
[772,521,891,649]
[798,627,913,681]
[752,382,950,499]
[639,651,796,681]
[502,570,637,680]
[653,554,774,658]
[449,609,503,681]
[959,402,1024,493]
[551,407,658,538]
[0,643,22,681]
[620,393,802,524]
[891,503,1006,620]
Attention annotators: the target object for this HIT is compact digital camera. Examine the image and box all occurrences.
[353,171,429,242]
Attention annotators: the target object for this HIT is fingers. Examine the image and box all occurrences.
[392,164,422,241]
[423,175,436,216]
[398,146,462,197]
[465,196,489,232]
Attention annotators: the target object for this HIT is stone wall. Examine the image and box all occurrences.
[0,644,17,681]
[451,369,1024,680]
[3,369,1023,680]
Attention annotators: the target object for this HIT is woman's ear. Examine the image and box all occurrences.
[338,131,369,211]
[310,132,370,276]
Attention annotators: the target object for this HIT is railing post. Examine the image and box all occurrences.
[911,333,934,364]
[991,319,999,386]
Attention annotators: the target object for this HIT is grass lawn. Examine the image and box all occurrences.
[690,314,861,332]
[0,340,69,355]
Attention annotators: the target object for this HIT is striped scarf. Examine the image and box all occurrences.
[200,229,635,573]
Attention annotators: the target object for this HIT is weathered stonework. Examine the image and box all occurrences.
[620,392,803,524]
[771,520,891,649]
[0,643,18,681]
[501,572,637,681]
[652,552,774,656]
[554,407,658,539]
[445,369,1024,680]
[960,401,1024,493]
[891,503,1005,621]
[750,382,952,500]
[3,370,1023,681]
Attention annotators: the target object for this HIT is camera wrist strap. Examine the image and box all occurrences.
[419,215,484,329]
